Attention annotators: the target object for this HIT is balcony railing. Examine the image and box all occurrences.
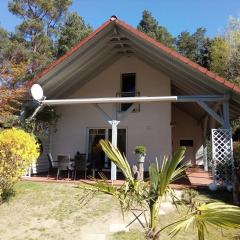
[116,91,140,112]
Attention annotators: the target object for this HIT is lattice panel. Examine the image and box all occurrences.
[211,129,233,185]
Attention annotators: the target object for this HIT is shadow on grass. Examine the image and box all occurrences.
[197,188,233,204]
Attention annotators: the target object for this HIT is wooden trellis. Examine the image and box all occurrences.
[211,129,233,185]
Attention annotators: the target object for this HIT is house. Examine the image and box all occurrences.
[32,16,240,183]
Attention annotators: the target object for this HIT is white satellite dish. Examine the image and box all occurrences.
[31,84,44,101]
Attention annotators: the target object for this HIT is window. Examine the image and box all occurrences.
[180,140,194,147]
[121,73,136,93]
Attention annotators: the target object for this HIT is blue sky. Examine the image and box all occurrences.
[0,0,240,37]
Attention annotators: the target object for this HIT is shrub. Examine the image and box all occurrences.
[134,145,146,155]
[0,128,39,201]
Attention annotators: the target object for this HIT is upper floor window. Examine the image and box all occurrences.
[121,73,136,94]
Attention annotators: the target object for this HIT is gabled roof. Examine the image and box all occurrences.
[31,16,240,94]
[30,16,240,120]
[116,19,240,94]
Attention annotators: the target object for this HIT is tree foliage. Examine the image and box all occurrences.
[176,28,212,68]
[210,16,240,84]
[57,12,93,57]
[138,10,212,68]
[210,37,230,79]
[137,10,175,48]
[8,0,72,37]
[8,0,72,72]
[0,27,29,121]
[0,1,93,128]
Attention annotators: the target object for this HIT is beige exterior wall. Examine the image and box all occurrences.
[172,106,204,165]
[34,135,51,173]
[50,56,172,168]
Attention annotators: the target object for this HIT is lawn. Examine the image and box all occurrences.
[0,181,239,240]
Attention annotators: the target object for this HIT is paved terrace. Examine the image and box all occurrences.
[22,166,212,189]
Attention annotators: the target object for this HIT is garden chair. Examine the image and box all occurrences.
[57,155,71,180]
[74,154,88,180]
[47,153,59,179]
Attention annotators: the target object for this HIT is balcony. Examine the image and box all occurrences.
[116,91,140,112]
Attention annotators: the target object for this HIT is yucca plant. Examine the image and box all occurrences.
[80,140,186,240]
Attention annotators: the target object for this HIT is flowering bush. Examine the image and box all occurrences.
[0,128,39,201]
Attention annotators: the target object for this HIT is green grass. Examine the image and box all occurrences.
[0,181,239,240]
[0,181,119,240]
[109,230,145,240]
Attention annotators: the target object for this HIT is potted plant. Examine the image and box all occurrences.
[134,145,146,163]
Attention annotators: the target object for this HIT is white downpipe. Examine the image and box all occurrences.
[108,120,120,181]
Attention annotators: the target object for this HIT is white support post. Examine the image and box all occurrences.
[108,120,120,181]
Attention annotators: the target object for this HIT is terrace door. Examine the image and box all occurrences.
[88,128,127,170]
[88,129,106,170]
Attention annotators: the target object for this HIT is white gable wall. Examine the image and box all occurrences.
[50,56,171,168]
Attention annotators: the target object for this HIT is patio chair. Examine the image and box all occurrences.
[74,154,88,180]
[57,155,71,180]
[47,153,59,178]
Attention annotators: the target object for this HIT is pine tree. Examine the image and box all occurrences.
[8,0,72,73]
[176,28,212,68]
[57,12,93,57]
[137,10,175,48]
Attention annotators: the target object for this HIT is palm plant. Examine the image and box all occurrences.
[80,140,186,240]
[169,202,240,240]
[80,140,240,240]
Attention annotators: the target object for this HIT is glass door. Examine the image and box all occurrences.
[88,128,127,170]
[88,129,106,170]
